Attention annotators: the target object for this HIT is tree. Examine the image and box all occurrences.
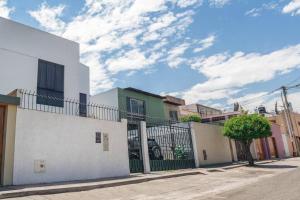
[223,114,271,166]
[180,114,201,122]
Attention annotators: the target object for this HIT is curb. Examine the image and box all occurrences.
[0,171,202,199]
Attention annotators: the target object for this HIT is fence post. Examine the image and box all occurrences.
[189,122,200,168]
[140,121,151,173]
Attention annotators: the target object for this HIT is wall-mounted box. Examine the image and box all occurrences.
[34,160,46,173]
[103,133,109,151]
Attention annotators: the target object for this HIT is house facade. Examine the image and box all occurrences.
[268,111,300,156]
[92,87,168,121]
[163,95,185,122]
[0,17,130,186]
[0,17,90,104]
[180,104,222,118]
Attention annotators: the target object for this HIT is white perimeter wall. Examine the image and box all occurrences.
[191,122,237,166]
[13,109,129,185]
[91,88,119,108]
[0,17,89,98]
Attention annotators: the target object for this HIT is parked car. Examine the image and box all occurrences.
[128,137,163,160]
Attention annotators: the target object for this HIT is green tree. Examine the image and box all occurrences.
[223,114,271,166]
[180,114,201,122]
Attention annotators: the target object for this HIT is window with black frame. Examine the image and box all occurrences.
[169,111,178,122]
[126,97,146,120]
[37,59,64,107]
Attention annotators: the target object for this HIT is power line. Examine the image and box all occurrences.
[287,76,300,87]
[237,82,300,107]
[238,87,281,106]
[287,83,300,90]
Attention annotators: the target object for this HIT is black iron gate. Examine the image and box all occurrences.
[146,121,195,171]
[127,123,144,173]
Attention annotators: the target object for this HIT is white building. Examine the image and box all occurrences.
[0,17,130,186]
[0,17,90,102]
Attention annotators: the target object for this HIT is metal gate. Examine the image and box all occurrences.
[127,123,144,173]
[146,121,195,171]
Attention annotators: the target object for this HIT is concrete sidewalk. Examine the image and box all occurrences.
[0,160,277,199]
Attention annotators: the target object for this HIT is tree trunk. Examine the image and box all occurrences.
[242,140,254,166]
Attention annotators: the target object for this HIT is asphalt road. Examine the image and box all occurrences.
[11,158,300,200]
[206,165,300,200]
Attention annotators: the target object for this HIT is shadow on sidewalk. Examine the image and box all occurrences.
[252,164,298,169]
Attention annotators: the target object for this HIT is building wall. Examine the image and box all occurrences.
[191,122,236,166]
[13,109,129,185]
[118,89,165,119]
[270,123,286,159]
[0,17,89,99]
[164,103,181,121]
[91,88,119,108]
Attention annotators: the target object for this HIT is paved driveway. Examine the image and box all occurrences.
[13,158,300,200]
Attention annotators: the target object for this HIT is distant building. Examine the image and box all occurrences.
[179,104,222,118]
[163,95,185,122]
[268,111,300,156]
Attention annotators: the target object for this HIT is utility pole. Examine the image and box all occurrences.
[281,86,300,156]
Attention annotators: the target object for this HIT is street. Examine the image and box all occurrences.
[11,158,300,200]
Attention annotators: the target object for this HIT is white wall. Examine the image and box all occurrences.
[191,122,236,166]
[13,109,129,185]
[91,88,119,108]
[0,17,89,99]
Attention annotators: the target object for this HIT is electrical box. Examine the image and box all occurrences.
[103,133,109,151]
[34,160,46,173]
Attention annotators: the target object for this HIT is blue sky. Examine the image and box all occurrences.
[1,0,300,112]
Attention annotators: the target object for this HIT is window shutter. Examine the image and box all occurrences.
[126,97,131,112]
[37,59,65,107]
[55,64,64,92]
[79,93,87,117]
[46,62,55,90]
[37,60,47,88]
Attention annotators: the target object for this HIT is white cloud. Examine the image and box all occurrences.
[106,49,161,74]
[208,0,230,8]
[28,2,66,34]
[167,43,190,68]
[194,34,216,53]
[29,0,200,94]
[282,0,300,16]
[227,90,300,113]
[245,2,279,17]
[176,0,203,8]
[0,0,14,18]
[181,44,300,103]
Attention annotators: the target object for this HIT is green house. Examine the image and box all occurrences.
[91,87,167,122]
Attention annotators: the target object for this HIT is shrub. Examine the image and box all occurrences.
[180,114,201,122]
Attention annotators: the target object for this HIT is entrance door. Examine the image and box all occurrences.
[0,106,5,178]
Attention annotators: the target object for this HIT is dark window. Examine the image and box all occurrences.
[79,93,87,117]
[169,111,178,121]
[126,97,146,120]
[37,59,64,107]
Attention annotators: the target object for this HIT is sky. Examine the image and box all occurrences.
[1,0,300,113]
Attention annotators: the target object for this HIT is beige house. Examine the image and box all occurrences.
[163,96,185,121]
[180,104,222,118]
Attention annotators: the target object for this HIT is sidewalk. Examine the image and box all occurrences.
[0,160,277,199]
